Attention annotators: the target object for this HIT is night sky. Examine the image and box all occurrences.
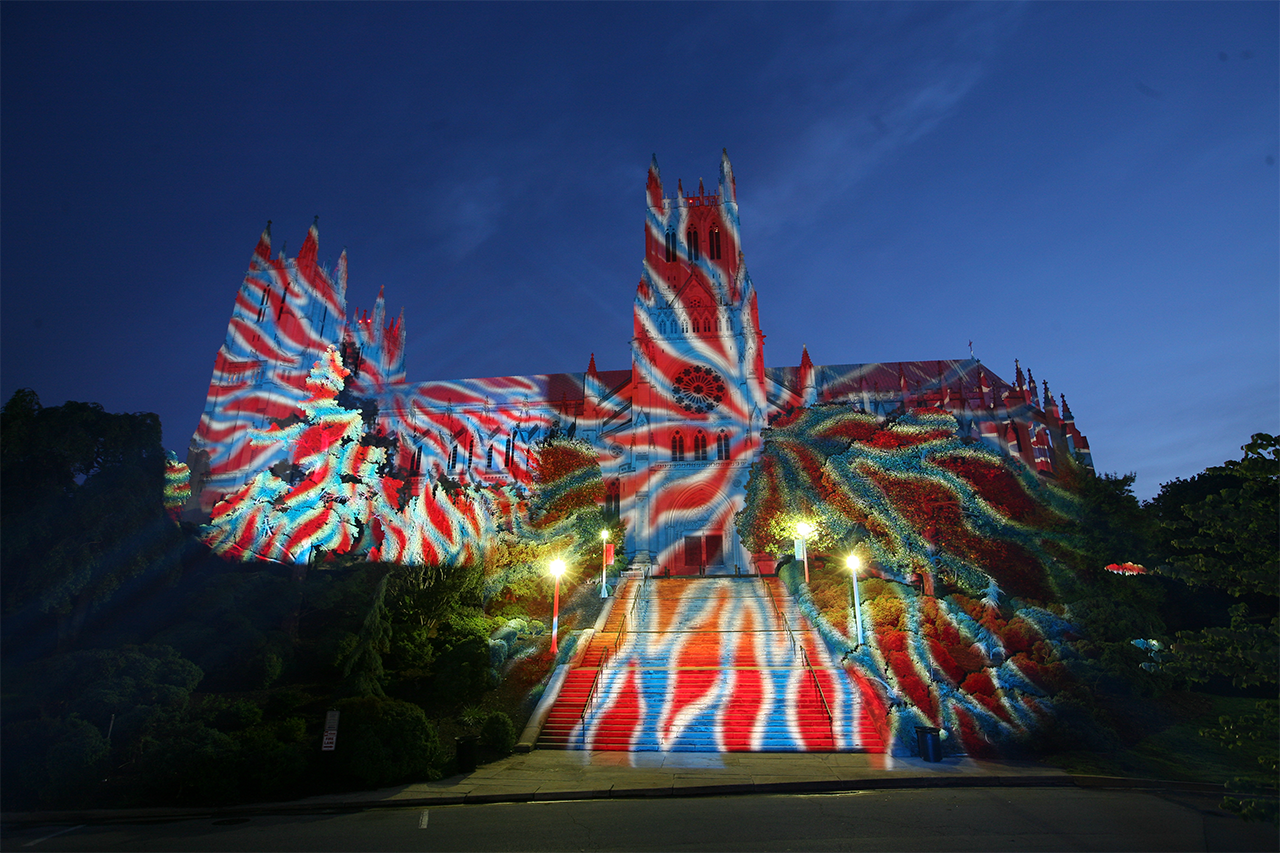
[2,2,1276,500]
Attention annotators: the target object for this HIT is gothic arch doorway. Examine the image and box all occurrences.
[655,481,738,576]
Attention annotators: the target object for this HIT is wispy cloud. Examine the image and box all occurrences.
[749,3,1025,235]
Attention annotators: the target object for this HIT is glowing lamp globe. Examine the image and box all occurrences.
[550,559,566,578]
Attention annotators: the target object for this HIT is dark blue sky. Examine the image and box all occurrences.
[2,2,1276,499]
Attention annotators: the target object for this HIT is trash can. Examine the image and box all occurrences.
[915,726,943,762]
[456,734,479,774]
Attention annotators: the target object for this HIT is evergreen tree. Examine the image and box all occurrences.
[1,390,185,653]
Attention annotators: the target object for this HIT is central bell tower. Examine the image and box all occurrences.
[627,151,767,574]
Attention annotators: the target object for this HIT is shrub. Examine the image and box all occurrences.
[480,710,516,755]
[331,696,442,788]
[430,624,491,705]
[2,714,110,808]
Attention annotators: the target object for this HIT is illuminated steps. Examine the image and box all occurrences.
[536,576,883,753]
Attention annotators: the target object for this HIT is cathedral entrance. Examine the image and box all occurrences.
[653,482,741,577]
[681,532,724,574]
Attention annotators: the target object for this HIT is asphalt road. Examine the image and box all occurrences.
[3,788,1276,852]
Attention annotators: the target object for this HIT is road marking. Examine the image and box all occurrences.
[418,810,429,829]
[22,825,84,847]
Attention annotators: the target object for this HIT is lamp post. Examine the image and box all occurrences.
[796,521,815,584]
[549,558,565,654]
[846,553,865,650]
[600,529,610,599]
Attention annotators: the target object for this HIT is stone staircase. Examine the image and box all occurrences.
[535,576,637,749]
[536,575,883,753]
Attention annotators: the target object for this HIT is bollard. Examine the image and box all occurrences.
[915,726,943,762]
[456,734,479,774]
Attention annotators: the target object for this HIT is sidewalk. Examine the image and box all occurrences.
[7,748,1229,827]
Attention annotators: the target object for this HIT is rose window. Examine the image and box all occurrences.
[673,366,726,414]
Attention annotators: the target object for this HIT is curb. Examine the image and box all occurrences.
[1068,775,1228,795]
[8,773,1254,829]
[0,774,1077,827]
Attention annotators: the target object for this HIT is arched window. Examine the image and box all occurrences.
[665,229,676,262]
[687,228,699,261]
[716,430,729,460]
[276,280,290,321]
[486,444,494,469]
[449,444,458,470]
[256,285,270,323]
[709,226,722,260]
[505,435,514,467]
[671,431,685,462]
[693,430,708,461]
[605,479,621,519]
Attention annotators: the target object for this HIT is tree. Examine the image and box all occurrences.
[1071,470,1155,573]
[1,390,185,653]
[1154,434,1278,822]
[1154,434,1278,687]
[1161,434,1278,599]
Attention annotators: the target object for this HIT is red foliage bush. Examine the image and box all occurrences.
[979,608,1006,637]
[787,444,828,499]
[961,670,995,697]
[877,630,906,654]
[970,690,1012,723]
[867,472,963,535]
[532,441,596,484]
[948,642,988,675]
[1002,617,1041,655]
[824,417,880,444]
[1018,658,1072,693]
[931,454,1046,524]
[865,428,951,450]
[954,706,999,759]
[1008,653,1049,691]
[928,638,966,685]
[886,650,936,722]
[935,618,964,649]
[865,590,905,633]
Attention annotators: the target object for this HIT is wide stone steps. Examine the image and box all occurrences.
[535,576,883,753]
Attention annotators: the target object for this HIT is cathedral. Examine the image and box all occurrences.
[187,151,1091,570]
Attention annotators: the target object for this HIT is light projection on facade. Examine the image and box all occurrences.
[189,151,1091,575]
[187,153,1100,756]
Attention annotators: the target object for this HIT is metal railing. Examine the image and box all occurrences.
[577,572,648,746]
[759,576,836,746]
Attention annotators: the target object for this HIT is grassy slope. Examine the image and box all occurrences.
[1042,693,1278,788]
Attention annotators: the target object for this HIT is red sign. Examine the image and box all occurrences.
[604,542,615,565]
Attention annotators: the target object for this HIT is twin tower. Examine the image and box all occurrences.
[188,151,1090,570]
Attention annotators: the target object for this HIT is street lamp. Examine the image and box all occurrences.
[600,529,610,599]
[549,558,566,654]
[796,521,815,584]
[846,553,865,650]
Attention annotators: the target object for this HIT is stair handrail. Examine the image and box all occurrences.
[760,576,798,657]
[577,573,643,746]
[796,644,836,745]
[760,577,836,746]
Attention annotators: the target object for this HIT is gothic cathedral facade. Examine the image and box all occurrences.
[187,152,1091,570]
